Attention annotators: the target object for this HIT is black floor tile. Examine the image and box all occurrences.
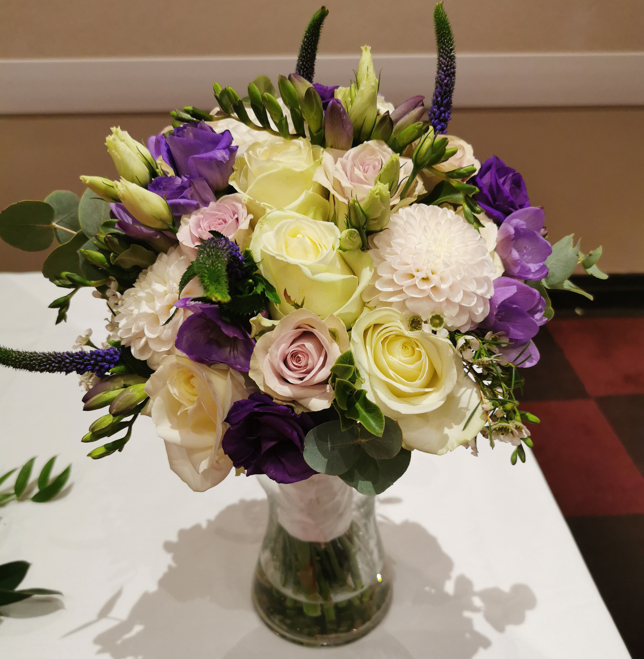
[567,514,644,658]
[596,395,644,477]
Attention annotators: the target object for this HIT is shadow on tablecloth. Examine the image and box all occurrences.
[85,498,536,658]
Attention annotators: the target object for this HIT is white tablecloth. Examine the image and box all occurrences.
[0,273,629,659]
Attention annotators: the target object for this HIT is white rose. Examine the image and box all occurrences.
[230,137,329,223]
[350,307,485,454]
[432,135,480,174]
[145,355,249,491]
[250,210,374,328]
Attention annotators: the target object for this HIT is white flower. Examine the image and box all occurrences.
[363,205,496,331]
[377,94,395,116]
[433,135,480,175]
[114,246,200,369]
[455,207,504,279]
[73,329,93,350]
[145,355,248,492]
[456,335,481,362]
[350,307,486,454]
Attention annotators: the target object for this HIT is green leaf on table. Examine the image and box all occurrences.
[340,449,411,495]
[37,456,57,490]
[79,189,111,239]
[303,421,362,476]
[0,469,17,488]
[543,235,579,288]
[14,458,36,499]
[31,465,71,503]
[359,417,403,460]
[0,201,55,251]
[45,190,81,244]
[0,561,30,591]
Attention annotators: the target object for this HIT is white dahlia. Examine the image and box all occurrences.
[363,205,496,331]
[114,246,198,369]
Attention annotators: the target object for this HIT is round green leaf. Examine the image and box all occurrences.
[79,189,111,238]
[340,449,411,495]
[45,190,80,244]
[303,421,362,476]
[360,417,403,460]
[42,231,90,281]
[0,201,55,251]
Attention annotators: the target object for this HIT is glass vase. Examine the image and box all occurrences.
[252,474,392,647]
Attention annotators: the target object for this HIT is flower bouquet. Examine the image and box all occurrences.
[0,3,606,647]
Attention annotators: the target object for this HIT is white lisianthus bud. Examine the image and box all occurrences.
[80,176,120,202]
[349,46,379,142]
[115,178,174,230]
[106,127,156,185]
[361,182,391,232]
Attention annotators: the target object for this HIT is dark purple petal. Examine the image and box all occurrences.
[148,175,216,217]
[313,83,339,109]
[471,156,530,222]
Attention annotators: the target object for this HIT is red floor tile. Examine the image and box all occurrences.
[548,317,644,397]
[527,399,644,517]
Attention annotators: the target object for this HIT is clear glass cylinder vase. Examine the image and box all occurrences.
[252,474,392,647]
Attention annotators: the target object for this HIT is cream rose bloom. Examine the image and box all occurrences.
[250,210,374,328]
[350,308,485,454]
[249,309,350,412]
[230,137,329,223]
[145,355,249,492]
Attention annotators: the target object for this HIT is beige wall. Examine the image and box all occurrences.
[1,107,642,273]
[2,0,643,58]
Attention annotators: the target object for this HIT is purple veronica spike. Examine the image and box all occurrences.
[0,346,121,378]
[428,3,456,135]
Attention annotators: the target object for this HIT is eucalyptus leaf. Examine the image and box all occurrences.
[581,246,602,269]
[42,231,89,282]
[0,469,17,488]
[31,465,71,503]
[114,244,156,270]
[340,449,411,495]
[561,279,594,300]
[37,457,57,490]
[526,280,554,321]
[359,418,403,460]
[14,458,36,499]
[303,422,362,476]
[0,561,30,591]
[544,235,579,288]
[586,263,608,280]
[45,190,80,244]
[0,201,55,251]
[79,189,111,239]
[353,391,385,437]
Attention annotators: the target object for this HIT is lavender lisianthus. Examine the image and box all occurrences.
[313,83,339,109]
[496,207,552,280]
[148,176,216,217]
[153,122,237,192]
[471,156,530,223]
[111,203,177,253]
[480,277,547,368]
[222,393,316,484]
[174,300,254,371]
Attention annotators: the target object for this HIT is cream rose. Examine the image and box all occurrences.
[230,136,329,222]
[177,193,252,255]
[432,135,480,174]
[249,309,350,412]
[350,308,486,454]
[250,210,374,328]
[145,355,249,492]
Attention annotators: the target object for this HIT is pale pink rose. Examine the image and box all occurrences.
[177,193,251,252]
[249,309,350,412]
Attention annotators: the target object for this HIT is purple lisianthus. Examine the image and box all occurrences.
[174,300,254,371]
[147,176,216,217]
[313,83,339,109]
[223,393,316,484]
[480,277,548,368]
[110,203,177,253]
[471,155,530,223]
[496,207,552,280]
[151,122,237,192]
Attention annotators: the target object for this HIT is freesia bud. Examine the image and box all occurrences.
[339,228,363,251]
[412,127,436,170]
[278,75,300,111]
[82,374,147,405]
[80,176,120,203]
[288,73,313,103]
[115,179,174,230]
[109,383,148,416]
[375,154,400,194]
[325,100,353,150]
[391,96,426,138]
[361,182,391,232]
[371,112,393,142]
[392,122,426,152]
[80,250,111,271]
[106,127,156,185]
[83,387,125,411]
[302,87,324,134]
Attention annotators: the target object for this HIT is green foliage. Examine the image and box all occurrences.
[113,244,156,270]
[0,561,61,609]
[420,180,483,230]
[42,231,91,282]
[295,6,330,83]
[45,190,81,244]
[0,201,56,251]
[340,449,411,495]
[0,456,72,505]
[526,280,554,321]
[79,188,111,239]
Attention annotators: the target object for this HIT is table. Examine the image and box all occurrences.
[0,273,630,658]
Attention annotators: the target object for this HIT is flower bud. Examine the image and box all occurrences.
[391,96,426,138]
[348,199,368,231]
[288,73,313,103]
[82,375,147,405]
[80,176,120,203]
[115,179,174,230]
[339,228,363,251]
[302,87,324,134]
[411,127,436,170]
[349,46,379,142]
[80,249,111,271]
[393,122,425,152]
[106,127,156,185]
[89,413,123,435]
[361,182,391,232]
[262,93,284,124]
[371,112,393,142]
[324,99,353,150]
[83,387,125,411]
[375,154,400,194]
[278,75,300,111]
[109,383,149,416]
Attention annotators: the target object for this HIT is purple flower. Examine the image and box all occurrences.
[496,207,552,280]
[312,83,339,109]
[111,203,177,253]
[147,176,215,217]
[480,277,547,368]
[223,393,316,484]
[154,122,237,192]
[471,156,530,223]
[174,300,254,371]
